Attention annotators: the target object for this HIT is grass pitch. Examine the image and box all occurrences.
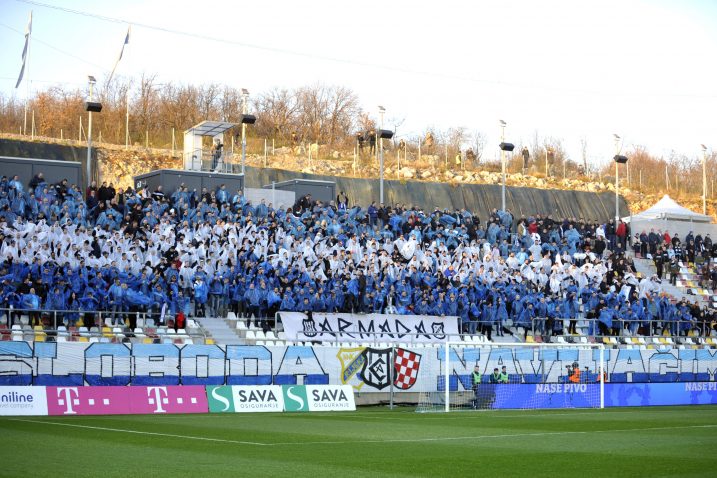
[1,406,716,477]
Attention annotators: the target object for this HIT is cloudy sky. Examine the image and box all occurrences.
[1,0,715,165]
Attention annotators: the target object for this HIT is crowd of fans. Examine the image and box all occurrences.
[1,172,716,341]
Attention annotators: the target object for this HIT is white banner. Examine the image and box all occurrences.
[0,386,48,416]
[1,342,715,394]
[207,385,283,413]
[306,385,355,411]
[279,312,460,343]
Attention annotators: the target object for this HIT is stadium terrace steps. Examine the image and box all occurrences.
[632,257,687,300]
[194,317,244,345]
[634,256,717,307]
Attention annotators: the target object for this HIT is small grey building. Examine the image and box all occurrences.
[0,156,82,190]
[134,169,244,196]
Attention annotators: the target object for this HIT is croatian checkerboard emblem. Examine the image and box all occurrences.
[393,349,421,390]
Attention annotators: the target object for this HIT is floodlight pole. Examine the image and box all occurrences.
[702,145,708,215]
[614,134,621,222]
[379,106,386,204]
[241,90,248,175]
[87,77,95,189]
[500,120,507,211]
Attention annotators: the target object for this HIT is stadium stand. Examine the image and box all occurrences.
[0,171,716,348]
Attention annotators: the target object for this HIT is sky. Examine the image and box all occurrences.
[0,0,715,166]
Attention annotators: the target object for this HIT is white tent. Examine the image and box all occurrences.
[624,195,716,238]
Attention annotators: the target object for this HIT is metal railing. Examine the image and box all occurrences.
[0,307,206,341]
[519,316,714,342]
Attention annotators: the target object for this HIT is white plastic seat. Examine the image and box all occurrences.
[227,312,238,321]
[236,321,248,331]
[245,330,256,343]
[265,331,277,340]
[277,331,286,340]
[255,340,266,346]
[166,329,176,335]
[254,330,266,341]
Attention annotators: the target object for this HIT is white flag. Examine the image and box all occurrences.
[107,26,131,84]
[15,11,32,89]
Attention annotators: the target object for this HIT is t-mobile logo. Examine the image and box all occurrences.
[147,386,169,413]
[56,387,80,415]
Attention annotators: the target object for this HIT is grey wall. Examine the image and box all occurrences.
[244,166,629,221]
[134,169,244,196]
[264,180,336,205]
[0,156,81,191]
[245,187,295,210]
[0,138,96,186]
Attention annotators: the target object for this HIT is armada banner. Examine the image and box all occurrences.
[279,312,460,343]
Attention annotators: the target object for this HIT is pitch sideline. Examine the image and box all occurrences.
[5,418,716,447]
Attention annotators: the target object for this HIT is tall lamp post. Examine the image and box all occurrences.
[613,133,628,222]
[498,120,514,212]
[377,106,393,204]
[84,75,102,189]
[701,144,708,215]
[378,106,385,203]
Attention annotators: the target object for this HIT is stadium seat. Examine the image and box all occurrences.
[256,340,266,346]
[265,331,277,340]
[255,330,266,341]
[277,331,286,340]
[245,330,256,343]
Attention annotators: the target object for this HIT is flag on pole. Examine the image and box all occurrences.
[15,11,32,89]
[107,26,131,84]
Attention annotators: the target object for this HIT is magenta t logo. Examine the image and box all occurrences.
[147,386,169,413]
[56,387,80,415]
